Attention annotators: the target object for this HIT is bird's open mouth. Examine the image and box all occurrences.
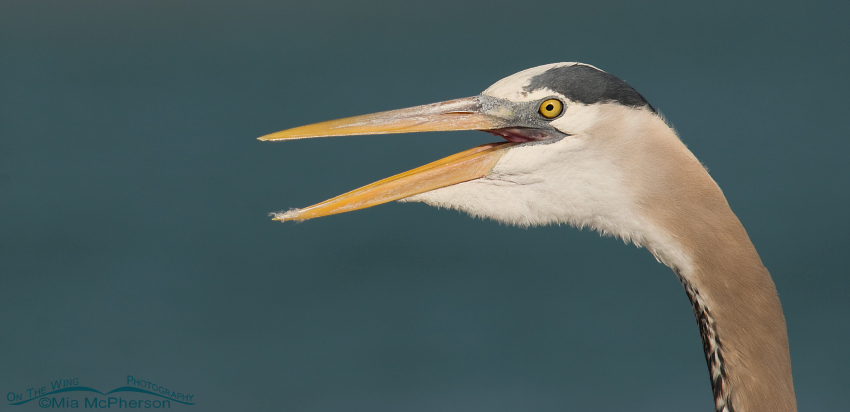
[259,95,542,222]
[487,127,550,143]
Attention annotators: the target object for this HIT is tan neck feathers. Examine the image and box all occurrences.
[621,113,797,412]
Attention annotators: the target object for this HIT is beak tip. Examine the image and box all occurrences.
[258,131,288,141]
[270,209,301,222]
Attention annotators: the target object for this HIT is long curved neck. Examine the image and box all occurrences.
[674,228,796,412]
[595,108,797,411]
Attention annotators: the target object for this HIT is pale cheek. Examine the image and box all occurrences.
[551,104,600,135]
[491,137,588,179]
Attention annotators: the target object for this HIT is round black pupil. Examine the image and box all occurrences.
[546,104,554,111]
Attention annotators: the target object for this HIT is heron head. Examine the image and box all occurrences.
[261,63,661,229]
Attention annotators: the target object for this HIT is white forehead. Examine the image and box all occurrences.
[482,62,603,102]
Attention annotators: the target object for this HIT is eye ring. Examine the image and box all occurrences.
[538,98,564,119]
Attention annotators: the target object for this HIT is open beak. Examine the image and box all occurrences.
[259,96,517,222]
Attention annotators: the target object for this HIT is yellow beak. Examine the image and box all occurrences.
[259,96,515,221]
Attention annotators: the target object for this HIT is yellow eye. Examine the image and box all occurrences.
[538,99,563,119]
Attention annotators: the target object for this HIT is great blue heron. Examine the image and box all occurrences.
[259,63,796,412]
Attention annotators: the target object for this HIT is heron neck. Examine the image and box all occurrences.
[674,234,796,412]
[624,115,797,412]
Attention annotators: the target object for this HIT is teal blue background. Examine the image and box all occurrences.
[1,1,848,411]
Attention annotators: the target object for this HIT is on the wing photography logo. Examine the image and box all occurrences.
[6,376,194,409]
